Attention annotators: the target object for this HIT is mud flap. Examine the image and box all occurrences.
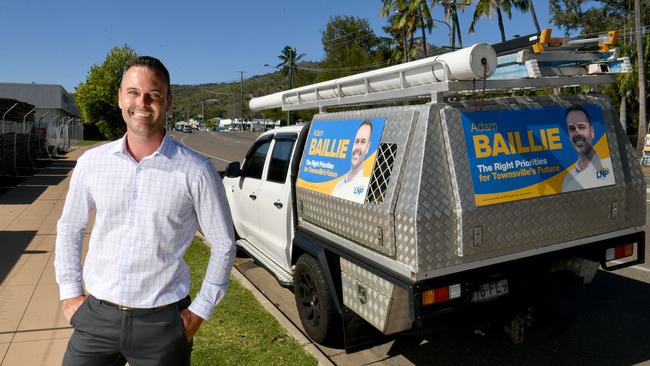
[342,307,386,353]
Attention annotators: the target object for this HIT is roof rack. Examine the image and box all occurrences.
[249,29,630,112]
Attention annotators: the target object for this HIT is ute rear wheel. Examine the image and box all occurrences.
[294,254,339,344]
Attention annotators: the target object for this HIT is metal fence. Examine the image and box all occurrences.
[0,98,83,177]
[41,115,83,156]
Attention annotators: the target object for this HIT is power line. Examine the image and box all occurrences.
[300,60,399,73]
[322,28,370,44]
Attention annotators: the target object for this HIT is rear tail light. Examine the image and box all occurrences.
[605,244,634,261]
[421,284,461,306]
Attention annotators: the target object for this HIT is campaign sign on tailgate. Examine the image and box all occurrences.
[297,118,386,204]
[461,104,615,206]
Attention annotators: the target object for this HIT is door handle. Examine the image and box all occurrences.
[274,202,283,209]
[249,194,257,200]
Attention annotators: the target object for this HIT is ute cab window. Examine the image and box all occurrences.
[242,136,272,179]
[266,134,297,184]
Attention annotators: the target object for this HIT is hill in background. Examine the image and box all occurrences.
[170,61,321,123]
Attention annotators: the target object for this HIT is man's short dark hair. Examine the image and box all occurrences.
[565,105,591,125]
[122,56,171,95]
[359,119,373,135]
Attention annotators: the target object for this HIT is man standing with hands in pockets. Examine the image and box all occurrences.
[55,56,235,366]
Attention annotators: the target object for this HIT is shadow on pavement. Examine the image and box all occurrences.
[0,231,38,285]
[0,187,48,204]
[386,271,650,366]
[0,159,75,204]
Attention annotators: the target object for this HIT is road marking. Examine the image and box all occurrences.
[180,134,232,163]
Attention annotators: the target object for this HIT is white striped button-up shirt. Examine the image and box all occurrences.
[55,133,235,320]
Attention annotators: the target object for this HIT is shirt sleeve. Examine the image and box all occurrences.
[188,161,236,320]
[54,154,94,300]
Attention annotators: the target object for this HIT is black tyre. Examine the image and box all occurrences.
[294,254,339,344]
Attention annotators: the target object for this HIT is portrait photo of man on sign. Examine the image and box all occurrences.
[296,117,385,204]
[561,105,615,192]
[331,119,373,203]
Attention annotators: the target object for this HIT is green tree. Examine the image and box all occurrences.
[75,45,138,139]
[550,0,649,150]
[381,12,412,62]
[276,46,305,90]
[381,0,415,62]
[318,16,383,80]
[435,0,469,49]
[381,0,434,59]
[527,0,541,33]
[276,46,304,125]
[549,0,641,36]
[469,0,529,42]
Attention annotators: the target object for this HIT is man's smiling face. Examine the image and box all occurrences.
[118,66,172,137]
[566,109,594,157]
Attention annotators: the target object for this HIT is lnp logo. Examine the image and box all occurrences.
[596,168,610,180]
[354,186,365,196]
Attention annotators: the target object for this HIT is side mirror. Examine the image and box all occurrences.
[225,161,241,178]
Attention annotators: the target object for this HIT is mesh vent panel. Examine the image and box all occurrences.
[367,143,398,205]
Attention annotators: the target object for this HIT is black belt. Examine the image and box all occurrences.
[100,300,172,311]
[97,295,191,312]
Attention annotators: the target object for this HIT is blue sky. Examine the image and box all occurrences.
[1,0,565,92]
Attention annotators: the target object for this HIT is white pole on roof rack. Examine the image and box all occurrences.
[249,43,497,112]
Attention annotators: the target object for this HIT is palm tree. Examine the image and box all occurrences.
[527,0,541,34]
[276,46,305,90]
[469,0,529,42]
[276,46,304,124]
[381,0,412,62]
[469,0,507,42]
[381,20,410,63]
[410,0,434,57]
[435,0,469,49]
[381,0,434,60]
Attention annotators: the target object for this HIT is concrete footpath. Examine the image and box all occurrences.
[0,148,332,366]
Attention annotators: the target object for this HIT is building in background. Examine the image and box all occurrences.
[0,82,80,128]
[0,83,83,155]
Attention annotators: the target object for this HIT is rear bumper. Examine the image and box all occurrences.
[411,231,645,329]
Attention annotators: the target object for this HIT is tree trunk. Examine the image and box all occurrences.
[420,22,428,57]
[453,10,463,48]
[418,7,428,57]
[528,0,541,34]
[496,6,506,42]
[620,95,627,130]
[450,11,456,49]
[635,0,647,153]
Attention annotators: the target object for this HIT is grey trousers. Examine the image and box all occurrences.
[62,295,192,366]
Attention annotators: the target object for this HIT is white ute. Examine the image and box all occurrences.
[222,34,644,351]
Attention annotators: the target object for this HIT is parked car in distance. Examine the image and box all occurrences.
[182,125,193,133]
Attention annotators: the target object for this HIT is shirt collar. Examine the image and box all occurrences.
[111,130,176,160]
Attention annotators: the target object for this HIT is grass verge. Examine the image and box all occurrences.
[185,237,317,366]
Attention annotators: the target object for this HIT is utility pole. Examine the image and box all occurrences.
[239,71,245,131]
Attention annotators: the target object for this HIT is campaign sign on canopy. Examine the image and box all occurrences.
[461,104,615,206]
[297,118,386,204]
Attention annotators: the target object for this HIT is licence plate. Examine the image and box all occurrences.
[471,279,509,302]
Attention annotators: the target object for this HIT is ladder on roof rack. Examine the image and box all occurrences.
[249,29,630,112]
[491,28,631,80]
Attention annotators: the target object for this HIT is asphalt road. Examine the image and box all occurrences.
[175,130,650,366]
